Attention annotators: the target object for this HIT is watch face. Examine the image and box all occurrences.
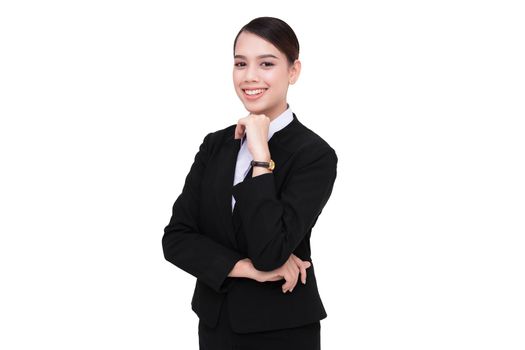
[269,160,275,171]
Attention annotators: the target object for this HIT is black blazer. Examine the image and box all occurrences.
[162,112,338,333]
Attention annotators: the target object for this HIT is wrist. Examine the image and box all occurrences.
[229,258,254,279]
[252,150,271,161]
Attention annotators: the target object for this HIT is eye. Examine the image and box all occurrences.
[261,62,274,67]
[234,62,246,67]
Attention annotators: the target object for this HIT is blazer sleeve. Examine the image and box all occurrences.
[162,132,245,294]
[232,142,338,272]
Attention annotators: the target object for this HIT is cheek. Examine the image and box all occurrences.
[232,71,241,85]
[263,70,288,87]
[262,70,278,82]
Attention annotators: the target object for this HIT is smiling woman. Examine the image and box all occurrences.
[232,23,301,120]
[162,16,338,350]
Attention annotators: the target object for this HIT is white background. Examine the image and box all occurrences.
[1,1,524,349]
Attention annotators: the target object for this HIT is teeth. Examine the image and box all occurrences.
[244,89,265,95]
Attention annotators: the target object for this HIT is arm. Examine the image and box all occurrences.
[232,142,338,272]
[162,132,246,294]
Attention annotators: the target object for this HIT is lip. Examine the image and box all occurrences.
[242,88,268,100]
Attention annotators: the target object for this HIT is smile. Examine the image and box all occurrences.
[242,88,267,100]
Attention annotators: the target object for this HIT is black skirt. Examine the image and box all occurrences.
[198,296,321,350]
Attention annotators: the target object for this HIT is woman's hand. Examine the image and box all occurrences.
[234,113,271,160]
[252,254,312,294]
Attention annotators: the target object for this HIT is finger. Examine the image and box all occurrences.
[290,254,301,265]
[302,261,311,285]
[282,257,298,292]
[282,267,295,293]
[282,271,292,292]
[282,277,290,293]
[291,254,310,270]
[234,123,245,139]
[291,265,300,291]
[291,256,309,285]
[300,262,307,284]
[286,257,300,291]
[303,260,311,269]
[286,265,299,293]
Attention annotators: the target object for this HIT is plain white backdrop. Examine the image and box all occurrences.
[1,1,524,349]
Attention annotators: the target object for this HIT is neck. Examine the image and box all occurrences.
[266,101,289,122]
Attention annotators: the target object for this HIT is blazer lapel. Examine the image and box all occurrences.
[212,136,241,249]
[213,113,300,250]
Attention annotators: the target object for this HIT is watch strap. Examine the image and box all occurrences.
[250,159,275,171]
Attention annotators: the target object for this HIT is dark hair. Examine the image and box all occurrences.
[233,17,300,66]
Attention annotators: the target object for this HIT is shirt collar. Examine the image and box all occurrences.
[268,103,293,140]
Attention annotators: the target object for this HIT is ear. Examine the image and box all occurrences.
[288,59,301,85]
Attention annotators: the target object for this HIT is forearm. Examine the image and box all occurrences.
[232,145,337,271]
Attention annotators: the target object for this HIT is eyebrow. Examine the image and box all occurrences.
[234,54,279,60]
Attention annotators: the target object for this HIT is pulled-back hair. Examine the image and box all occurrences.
[233,17,300,66]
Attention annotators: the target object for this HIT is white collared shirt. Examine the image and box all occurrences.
[231,104,294,211]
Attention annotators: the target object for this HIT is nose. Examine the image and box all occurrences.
[244,64,259,83]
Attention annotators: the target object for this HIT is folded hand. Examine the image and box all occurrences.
[251,254,312,293]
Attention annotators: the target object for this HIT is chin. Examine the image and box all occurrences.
[245,105,261,112]
[243,104,266,114]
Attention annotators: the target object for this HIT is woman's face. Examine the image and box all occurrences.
[233,31,300,119]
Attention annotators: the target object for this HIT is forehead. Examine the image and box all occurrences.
[234,31,281,58]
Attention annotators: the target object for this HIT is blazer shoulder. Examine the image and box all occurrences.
[198,123,236,153]
[290,120,337,161]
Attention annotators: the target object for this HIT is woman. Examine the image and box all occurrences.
[162,17,338,350]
